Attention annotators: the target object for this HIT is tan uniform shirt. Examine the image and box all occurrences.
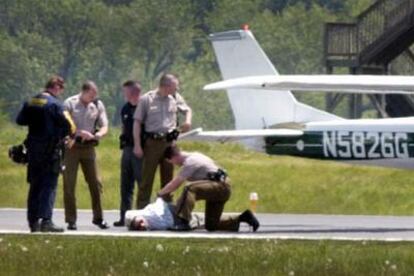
[179,152,219,182]
[64,94,108,133]
[134,90,190,133]
[173,92,190,113]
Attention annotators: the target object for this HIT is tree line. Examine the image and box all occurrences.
[0,0,372,129]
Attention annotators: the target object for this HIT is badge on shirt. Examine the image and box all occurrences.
[149,105,159,112]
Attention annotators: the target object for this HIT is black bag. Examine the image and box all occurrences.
[8,144,28,164]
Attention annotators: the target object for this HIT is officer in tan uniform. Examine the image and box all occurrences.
[63,81,109,230]
[133,74,192,209]
[158,145,260,232]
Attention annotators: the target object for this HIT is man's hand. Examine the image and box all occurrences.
[94,132,102,140]
[134,145,144,158]
[78,130,95,141]
[158,176,186,196]
[180,123,191,133]
[156,192,171,202]
[64,136,75,149]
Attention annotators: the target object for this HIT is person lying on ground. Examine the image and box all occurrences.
[125,197,202,231]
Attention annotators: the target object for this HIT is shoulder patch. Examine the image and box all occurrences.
[63,110,77,135]
[29,98,47,107]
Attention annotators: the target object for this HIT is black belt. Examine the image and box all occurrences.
[146,129,180,142]
[75,136,99,146]
[146,132,168,140]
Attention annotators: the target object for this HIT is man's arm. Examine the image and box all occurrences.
[158,175,186,196]
[94,101,109,139]
[133,119,143,158]
[94,125,108,140]
[79,123,108,141]
[180,107,192,133]
[175,93,192,133]
[133,95,147,158]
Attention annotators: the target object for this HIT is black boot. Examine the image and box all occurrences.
[238,210,260,232]
[29,220,40,233]
[113,219,125,227]
[67,222,77,230]
[40,219,64,233]
[93,219,109,229]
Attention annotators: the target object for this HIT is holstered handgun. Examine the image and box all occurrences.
[207,169,228,183]
[166,129,180,142]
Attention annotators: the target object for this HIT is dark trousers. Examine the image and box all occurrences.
[27,163,59,226]
[119,146,142,221]
[136,138,173,209]
[175,179,240,231]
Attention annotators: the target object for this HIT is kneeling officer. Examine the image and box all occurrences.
[16,76,76,232]
[157,145,260,232]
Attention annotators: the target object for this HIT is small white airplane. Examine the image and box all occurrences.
[180,28,414,169]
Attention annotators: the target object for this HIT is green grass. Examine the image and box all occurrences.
[3,125,414,275]
[1,235,414,275]
[1,123,414,215]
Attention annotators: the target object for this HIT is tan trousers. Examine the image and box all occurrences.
[136,138,173,209]
[175,179,240,231]
[63,145,103,223]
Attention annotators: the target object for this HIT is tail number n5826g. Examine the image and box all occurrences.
[323,131,409,159]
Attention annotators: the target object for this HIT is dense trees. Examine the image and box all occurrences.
[0,0,372,128]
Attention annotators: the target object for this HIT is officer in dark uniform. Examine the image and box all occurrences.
[16,76,76,232]
[114,80,143,226]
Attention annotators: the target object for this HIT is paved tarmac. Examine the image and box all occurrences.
[2,208,414,241]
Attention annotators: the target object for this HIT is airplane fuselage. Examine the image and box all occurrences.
[265,117,414,168]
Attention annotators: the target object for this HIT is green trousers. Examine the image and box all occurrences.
[175,179,240,231]
[63,145,104,223]
[136,138,173,209]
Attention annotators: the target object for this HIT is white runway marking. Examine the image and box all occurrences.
[2,209,414,242]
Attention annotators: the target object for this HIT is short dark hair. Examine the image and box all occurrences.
[164,145,180,160]
[45,76,64,89]
[122,80,142,94]
[159,73,178,87]
[81,80,97,92]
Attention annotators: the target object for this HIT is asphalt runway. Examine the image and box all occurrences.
[2,208,414,241]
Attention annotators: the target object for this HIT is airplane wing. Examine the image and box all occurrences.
[178,128,303,143]
[204,75,414,94]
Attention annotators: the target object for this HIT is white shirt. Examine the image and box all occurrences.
[125,198,174,230]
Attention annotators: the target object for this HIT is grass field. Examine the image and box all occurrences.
[1,122,414,215]
[1,234,414,275]
[2,122,414,275]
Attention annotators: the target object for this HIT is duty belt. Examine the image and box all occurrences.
[207,168,228,183]
[146,129,180,142]
[146,132,167,140]
[74,136,99,146]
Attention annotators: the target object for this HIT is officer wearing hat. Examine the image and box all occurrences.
[158,145,260,232]
[16,76,76,232]
[133,73,192,209]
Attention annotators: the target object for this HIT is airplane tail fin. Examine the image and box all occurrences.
[209,29,340,131]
